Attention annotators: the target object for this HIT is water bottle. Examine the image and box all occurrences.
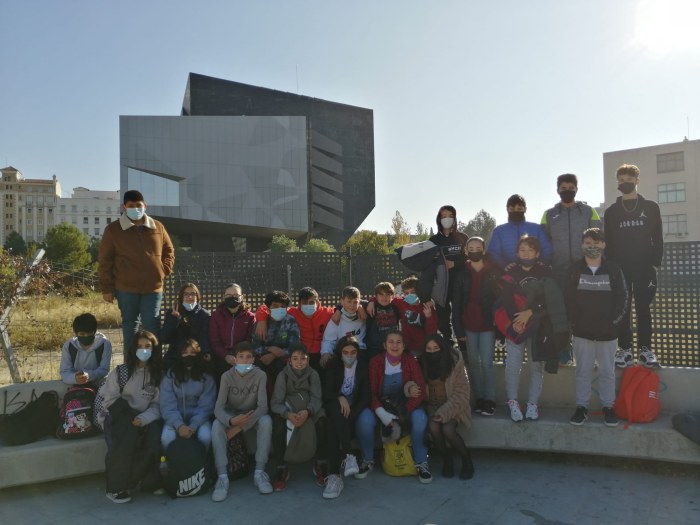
[159,456,169,478]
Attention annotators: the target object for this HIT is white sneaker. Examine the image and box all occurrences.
[508,399,523,422]
[254,470,273,494]
[525,403,539,421]
[615,348,633,368]
[341,454,360,477]
[322,474,344,499]
[211,477,229,502]
[638,347,660,368]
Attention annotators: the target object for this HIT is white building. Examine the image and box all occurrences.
[1,166,61,246]
[56,187,120,238]
[603,138,700,242]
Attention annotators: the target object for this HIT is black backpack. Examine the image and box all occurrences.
[56,386,99,439]
[0,391,60,445]
[163,437,212,498]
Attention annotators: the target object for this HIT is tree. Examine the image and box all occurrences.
[414,222,430,242]
[44,223,92,271]
[389,210,411,247]
[3,231,26,255]
[302,238,336,253]
[87,236,101,263]
[458,209,497,244]
[269,235,300,253]
[343,230,391,255]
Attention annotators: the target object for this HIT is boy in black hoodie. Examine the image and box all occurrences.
[565,228,627,427]
[604,164,663,368]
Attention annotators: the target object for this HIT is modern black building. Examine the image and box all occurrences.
[120,73,375,251]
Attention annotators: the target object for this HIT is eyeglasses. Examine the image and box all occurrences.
[183,292,197,298]
[224,294,242,300]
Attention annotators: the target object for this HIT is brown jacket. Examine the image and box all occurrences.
[98,214,174,294]
[425,349,472,437]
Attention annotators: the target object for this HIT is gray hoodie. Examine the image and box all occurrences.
[96,365,160,428]
[215,367,268,432]
[59,332,113,385]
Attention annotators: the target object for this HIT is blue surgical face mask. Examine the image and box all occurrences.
[300,304,317,317]
[126,207,145,221]
[403,293,418,305]
[136,348,152,362]
[235,364,254,375]
[182,301,196,312]
[270,307,287,322]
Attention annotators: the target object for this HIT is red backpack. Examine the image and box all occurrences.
[614,366,661,428]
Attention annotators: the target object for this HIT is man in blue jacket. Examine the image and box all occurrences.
[488,194,553,270]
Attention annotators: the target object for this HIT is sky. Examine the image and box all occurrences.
[2,0,700,236]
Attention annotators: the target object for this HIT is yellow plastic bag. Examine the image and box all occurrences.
[381,435,416,477]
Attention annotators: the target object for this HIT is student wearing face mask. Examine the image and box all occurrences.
[161,283,212,369]
[604,164,663,369]
[209,283,255,380]
[254,287,335,375]
[565,229,627,427]
[488,194,553,270]
[60,313,113,387]
[541,174,602,366]
[96,330,164,504]
[251,291,300,386]
[427,205,469,343]
[98,190,175,353]
[159,339,216,452]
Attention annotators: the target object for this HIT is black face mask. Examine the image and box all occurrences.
[426,351,442,363]
[77,335,95,347]
[467,252,484,262]
[508,211,525,222]
[182,355,197,368]
[559,190,576,204]
[618,182,636,195]
[224,297,241,309]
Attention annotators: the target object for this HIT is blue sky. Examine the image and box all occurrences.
[2,0,699,237]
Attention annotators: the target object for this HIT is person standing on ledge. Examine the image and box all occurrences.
[99,190,175,352]
[604,164,663,369]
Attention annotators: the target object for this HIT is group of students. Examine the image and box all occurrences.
[77,163,662,504]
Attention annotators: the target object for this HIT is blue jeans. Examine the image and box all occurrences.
[466,330,496,401]
[356,407,429,464]
[161,421,212,452]
[114,290,163,351]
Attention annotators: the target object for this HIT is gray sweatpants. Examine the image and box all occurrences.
[573,336,617,408]
[505,339,544,404]
[212,415,272,476]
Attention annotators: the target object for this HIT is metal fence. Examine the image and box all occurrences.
[2,243,699,384]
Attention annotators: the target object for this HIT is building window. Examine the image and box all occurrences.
[107,217,112,224]
[657,151,684,173]
[72,218,77,224]
[94,217,100,224]
[94,228,100,235]
[658,183,686,204]
[48,208,53,214]
[71,205,77,212]
[83,217,88,224]
[106,206,112,213]
[27,219,32,225]
[83,228,89,234]
[662,214,688,235]
[26,196,33,204]
[38,208,43,213]
[127,167,180,206]
[27,207,32,213]
[60,205,66,213]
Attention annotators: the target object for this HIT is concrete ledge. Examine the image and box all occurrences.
[464,408,700,465]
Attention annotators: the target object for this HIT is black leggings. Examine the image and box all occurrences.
[428,419,469,459]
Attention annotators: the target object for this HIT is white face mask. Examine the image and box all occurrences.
[440,217,454,230]
[182,301,197,312]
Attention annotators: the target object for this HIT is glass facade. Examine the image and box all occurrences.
[127,168,180,207]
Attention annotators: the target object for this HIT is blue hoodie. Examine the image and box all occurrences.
[159,370,216,431]
[488,219,553,269]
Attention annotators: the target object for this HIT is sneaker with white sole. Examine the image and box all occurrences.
[507,399,523,422]
[254,470,273,494]
[106,491,132,504]
[354,460,374,479]
[211,477,229,502]
[615,348,633,368]
[525,403,539,421]
[569,406,588,426]
[341,454,359,477]
[603,407,619,427]
[638,347,660,368]
[322,474,344,499]
[416,461,433,484]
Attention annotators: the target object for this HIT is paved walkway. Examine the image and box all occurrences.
[1,450,698,525]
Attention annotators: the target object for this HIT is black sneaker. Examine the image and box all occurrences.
[481,400,496,416]
[416,462,433,484]
[106,491,132,504]
[474,398,484,414]
[354,460,374,479]
[569,406,588,426]
[603,407,619,427]
[459,457,475,480]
